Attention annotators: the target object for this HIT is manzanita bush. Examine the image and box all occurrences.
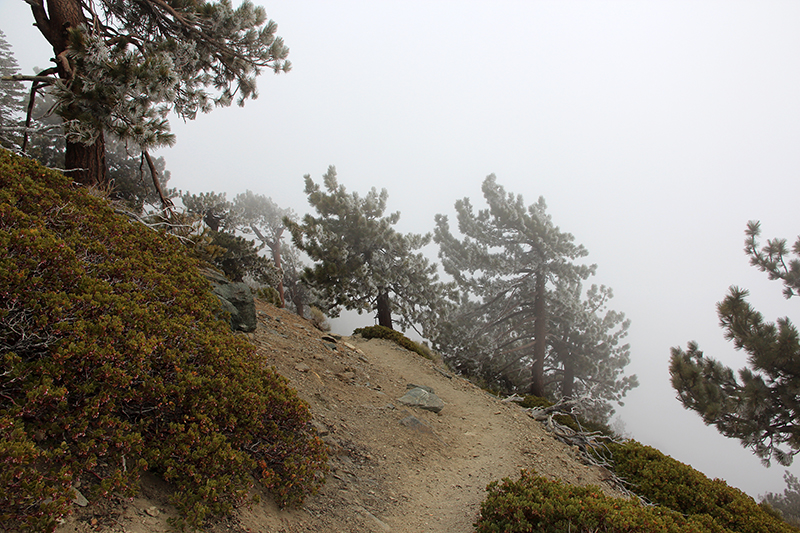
[477,442,800,533]
[476,470,727,533]
[0,150,327,531]
[606,440,797,533]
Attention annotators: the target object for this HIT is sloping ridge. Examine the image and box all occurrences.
[57,301,622,533]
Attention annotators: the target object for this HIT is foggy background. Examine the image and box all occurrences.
[3,0,799,498]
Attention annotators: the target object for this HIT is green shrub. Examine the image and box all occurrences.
[0,150,328,531]
[353,325,434,360]
[256,285,283,306]
[607,440,798,533]
[476,470,729,533]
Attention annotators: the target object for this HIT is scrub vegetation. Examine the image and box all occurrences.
[0,151,327,532]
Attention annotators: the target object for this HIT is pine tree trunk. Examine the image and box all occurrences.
[65,135,108,187]
[376,291,393,330]
[529,274,547,397]
[31,0,109,188]
[561,354,575,399]
[270,231,286,308]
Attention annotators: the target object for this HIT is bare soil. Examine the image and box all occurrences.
[56,301,623,533]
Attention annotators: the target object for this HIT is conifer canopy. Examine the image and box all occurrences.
[670,222,800,466]
[24,0,290,187]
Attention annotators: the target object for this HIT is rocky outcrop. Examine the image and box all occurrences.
[200,268,257,332]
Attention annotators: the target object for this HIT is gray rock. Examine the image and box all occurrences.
[201,268,257,332]
[406,383,435,394]
[398,387,444,413]
[72,487,88,507]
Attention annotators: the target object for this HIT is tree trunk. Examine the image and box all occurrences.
[251,224,287,308]
[561,354,575,399]
[270,229,286,308]
[31,0,110,188]
[65,135,108,187]
[376,290,393,330]
[529,274,547,397]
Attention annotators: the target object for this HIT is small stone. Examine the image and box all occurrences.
[145,506,159,517]
[295,363,311,373]
[71,487,88,507]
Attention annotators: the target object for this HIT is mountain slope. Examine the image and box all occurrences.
[57,300,622,533]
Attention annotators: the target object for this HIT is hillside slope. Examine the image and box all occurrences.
[57,300,622,533]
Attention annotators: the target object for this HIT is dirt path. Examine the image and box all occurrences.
[57,302,621,533]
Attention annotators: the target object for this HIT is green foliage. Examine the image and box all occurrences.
[670,224,800,466]
[353,325,435,360]
[606,440,798,533]
[0,150,327,531]
[208,230,281,285]
[745,220,800,299]
[287,166,451,332]
[0,30,26,149]
[476,470,727,533]
[433,175,636,418]
[762,471,800,527]
[256,286,283,307]
[33,0,290,149]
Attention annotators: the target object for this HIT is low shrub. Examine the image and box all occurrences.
[0,150,328,531]
[476,470,728,533]
[308,306,331,332]
[607,440,798,533]
[352,325,434,360]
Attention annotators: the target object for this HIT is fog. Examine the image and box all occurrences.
[3,0,800,498]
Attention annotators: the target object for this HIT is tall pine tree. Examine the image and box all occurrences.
[433,175,635,407]
[229,191,295,307]
[670,222,800,466]
[0,30,26,149]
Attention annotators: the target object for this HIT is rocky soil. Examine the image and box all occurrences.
[56,301,624,533]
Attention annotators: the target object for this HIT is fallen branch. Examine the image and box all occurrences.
[523,398,643,501]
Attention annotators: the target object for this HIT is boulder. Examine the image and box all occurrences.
[201,268,257,332]
[398,387,444,413]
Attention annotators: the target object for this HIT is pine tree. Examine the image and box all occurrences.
[549,283,637,421]
[287,166,448,332]
[761,471,800,527]
[670,223,800,466]
[13,89,175,213]
[23,0,290,189]
[0,30,27,148]
[230,191,295,307]
[434,175,628,401]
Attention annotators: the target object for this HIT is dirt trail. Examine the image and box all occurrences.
[57,302,621,533]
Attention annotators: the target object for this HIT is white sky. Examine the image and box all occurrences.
[3,0,800,499]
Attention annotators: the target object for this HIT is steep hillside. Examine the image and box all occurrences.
[56,300,621,533]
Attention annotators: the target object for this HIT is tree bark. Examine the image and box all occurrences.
[65,136,108,187]
[250,224,287,308]
[31,0,110,187]
[376,290,393,330]
[529,273,547,397]
[561,354,575,399]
